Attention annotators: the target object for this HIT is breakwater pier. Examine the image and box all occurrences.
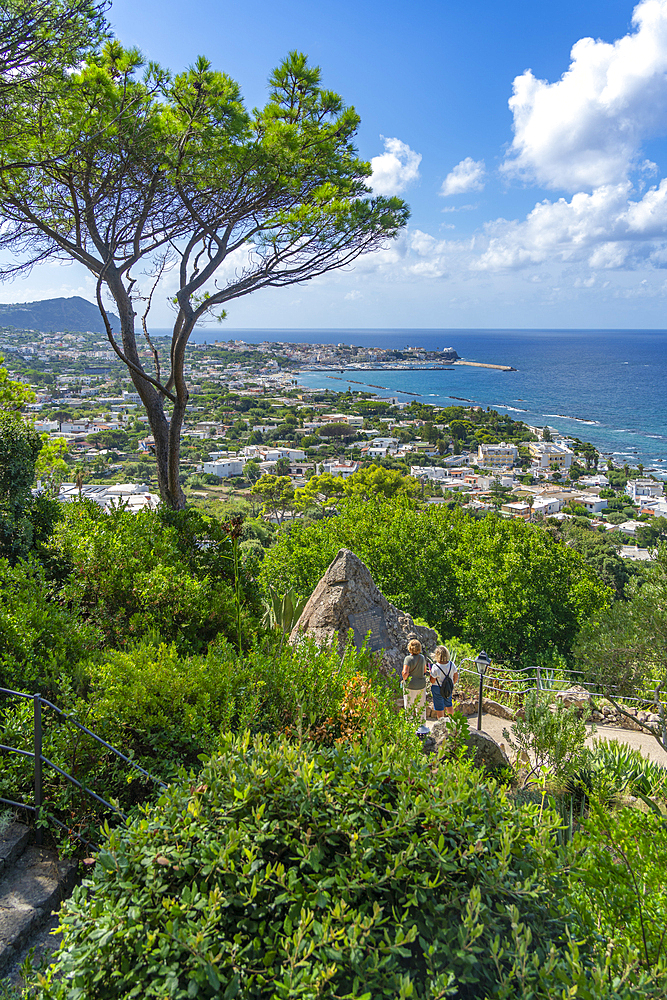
[454,360,516,372]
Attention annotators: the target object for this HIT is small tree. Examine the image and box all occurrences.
[274,456,291,477]
[251,474,295,525]
[318,422,357,440]
[488,476,509,510]
[575,548,667,753]
[503,691,590,786]
[0,46,408,509]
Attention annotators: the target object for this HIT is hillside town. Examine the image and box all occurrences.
[2,324,665,558]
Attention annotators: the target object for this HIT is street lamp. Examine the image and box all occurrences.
[475,650,491,731]
[416,724,430,745]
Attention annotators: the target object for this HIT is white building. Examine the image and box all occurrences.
[626,478,663,501]
[532,496,564,517]
[57,482,160,511]
[577,494,608,514]
[322,461,359,478]
[265,448,306,462]
[579,474,609,488]
[474,473,516,490]
[501,501,531,519]
[410,466,449,480]
[477,442,518,468]
[203,459,245,478]
[528,442,574,471]
[369,437,399,449]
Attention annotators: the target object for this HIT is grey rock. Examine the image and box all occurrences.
[555,685,591,711]
[481,699,515,721]
[0,824,30,871]
[432,721,510,773]
[290,548,438,677]
[453,700,477,716]
[0,846,77,973]
[618,715,644,732]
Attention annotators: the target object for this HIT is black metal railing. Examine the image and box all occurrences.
[0,687,167,845]
[455,657,667,739]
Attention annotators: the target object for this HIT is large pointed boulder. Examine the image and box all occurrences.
[289,548,438,677]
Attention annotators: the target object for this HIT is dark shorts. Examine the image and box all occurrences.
[431,684,452,711]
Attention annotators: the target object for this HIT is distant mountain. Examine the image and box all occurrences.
[0,296,119,334]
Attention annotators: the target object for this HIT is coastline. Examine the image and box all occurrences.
[289,334,667,474]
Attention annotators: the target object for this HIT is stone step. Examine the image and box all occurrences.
[0,843,78,972]
[0,823,31,874]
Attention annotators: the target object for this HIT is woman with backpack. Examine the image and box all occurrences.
[429,646,458,719]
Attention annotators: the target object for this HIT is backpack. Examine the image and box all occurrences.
[435,661,454,700]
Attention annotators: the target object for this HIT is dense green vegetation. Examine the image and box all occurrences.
[1,389,667,997]
[260,495,611,665]
[0,37,667,984]
[36,736,667,1000]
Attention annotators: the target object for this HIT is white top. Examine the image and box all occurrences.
[430,661,455,685]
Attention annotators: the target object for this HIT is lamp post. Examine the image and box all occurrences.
[475,651,491,731]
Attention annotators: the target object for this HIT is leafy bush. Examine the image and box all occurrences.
[260,495,611,665]
[38,735,616,1000]
[568,740,667,803]
[0,636,410,830]
[49,501,261,653]
[568,802,667,982]
[0,558,99,695]
[503,690,590,784]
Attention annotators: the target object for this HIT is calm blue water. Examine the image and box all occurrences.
[152,327,667,472]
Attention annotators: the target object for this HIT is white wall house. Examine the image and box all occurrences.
[579,474,609,488]
[528,442,574,470]
[532,496,564,517]
[477,443,518,468]
[410,466,449,480]
[577,494,608,514]
[322,461,359,478]
[57,482,160,511]
[203,459,245,478]
[501,501,531,518]
[626,478,663,501]
[369,437,399,449]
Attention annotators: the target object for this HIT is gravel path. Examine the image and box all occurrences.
[426,712,667,766]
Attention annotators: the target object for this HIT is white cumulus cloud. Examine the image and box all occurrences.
[502,0,667,192]
[471,179,667,272]
[440,158,486,196]
[370,137,422,196]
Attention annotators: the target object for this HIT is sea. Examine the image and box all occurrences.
[152,327,667,474]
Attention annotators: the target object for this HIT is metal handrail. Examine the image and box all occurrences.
[36,696,167,789]
[0,797,101,850]
[453,656,666,723]
[0,686,167,843]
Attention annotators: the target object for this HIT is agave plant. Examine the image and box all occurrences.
[262,586,308,636]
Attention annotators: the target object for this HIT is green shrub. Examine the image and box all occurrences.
[0,558,99,695]
[569,740,667,802]
[0,636,411,831]
[568,801,667,981]
[49,501,261,653]
[38,736,611,1000]
[503,690,590,784]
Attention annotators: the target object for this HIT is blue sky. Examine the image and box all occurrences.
[7,0,667,328]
